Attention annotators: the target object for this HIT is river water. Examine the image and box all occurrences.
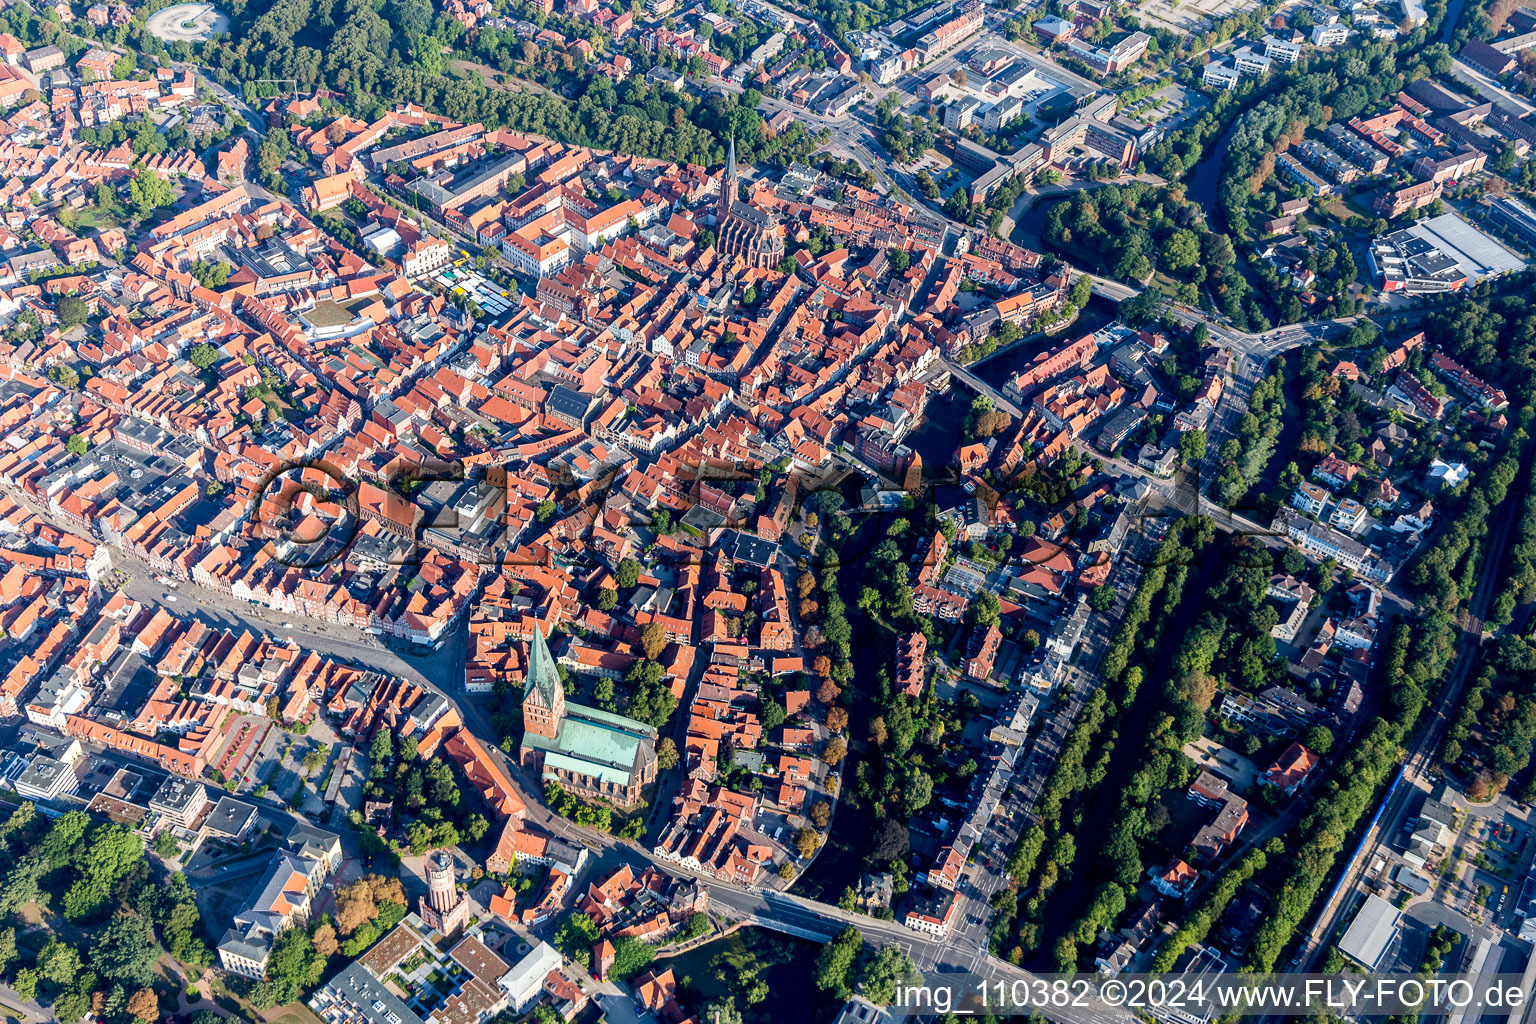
[1008,125,1238,252]
[1177,0,1469,221]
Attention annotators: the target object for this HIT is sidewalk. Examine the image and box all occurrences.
[0,981,40,1024]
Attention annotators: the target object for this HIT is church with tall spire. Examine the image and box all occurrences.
[519,624,659,808]
[714,135,786,270]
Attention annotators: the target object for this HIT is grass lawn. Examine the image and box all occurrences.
[1150,270,1190,299]
[1341,194,1377,220]
[71,208,123,232]
[263,1003,327,1024]
[305,300,355,328]
[1314,196,1356,223]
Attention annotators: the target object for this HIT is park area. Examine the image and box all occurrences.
[145,4,230,42]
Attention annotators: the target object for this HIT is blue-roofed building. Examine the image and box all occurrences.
[519,625,657,807]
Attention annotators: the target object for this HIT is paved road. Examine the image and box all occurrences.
[1292,437,1528,969]
[18,54,1440,1003]
[705,885,1132,1024]
[173,63,268,136]
[935,352,1273,538]
[10,489,1144,1024]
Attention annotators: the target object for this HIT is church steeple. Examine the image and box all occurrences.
[719,134,738,219]
[521,622,565,739]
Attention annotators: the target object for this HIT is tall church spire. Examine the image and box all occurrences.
[522,622,565,740]
[720,134,738,218]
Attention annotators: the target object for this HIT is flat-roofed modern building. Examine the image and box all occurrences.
[1370,212,1525,293]
[204,796,259,841]
[14,754,78,801]
[149,774,209,828]
[1338,894,1401,970]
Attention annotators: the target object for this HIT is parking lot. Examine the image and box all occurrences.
[1452,814,1532,927]
[242,725,339,816]
[1136,0,1261,34]
[1382,787,1536,934]
[1121,84,1208,133]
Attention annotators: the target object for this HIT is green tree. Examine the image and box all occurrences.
[552,912,601,966]
[127,171,175,219]
[609,937,655,980]
[902,769,933,816]
[794,827,819,857]
[967,591,1001,628]
[1069,273,1093,307]
[615,557,642,589]
[56,296,88,329]
[252,927,324,1007]
[189,343,220,370]
[1179,429,1207,466]
[859,945,916,1005]
[814,927,863,998]
[64,822,143,921]
[761,699,786,732]
[91,915,160,987]
[0,858,46,916]
[1303,724,1335,756]
[639,621,667,660]
[37,939,81,986]
[65,433,89,456]
[1160,228,1201,273]
[703,998,744,1024]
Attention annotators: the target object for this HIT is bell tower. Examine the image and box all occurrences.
[719,135,738,221]
[521,623,565,740]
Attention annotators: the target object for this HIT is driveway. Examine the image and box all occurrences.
[598,991,646,1024]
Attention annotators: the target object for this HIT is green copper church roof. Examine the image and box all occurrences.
[520,624,658,788]
[524,705,657,786]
